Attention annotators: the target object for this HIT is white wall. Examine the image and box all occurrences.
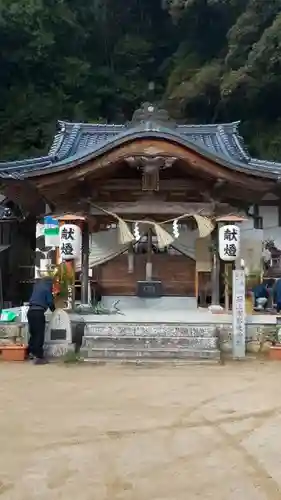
[259,206,281,248]
[233,206,281,249]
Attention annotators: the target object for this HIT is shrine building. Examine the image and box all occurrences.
[0,103,281,308]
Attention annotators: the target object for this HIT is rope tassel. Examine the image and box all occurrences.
[193,214,214,238]
[117,218,134,244]
[153,222,174,249]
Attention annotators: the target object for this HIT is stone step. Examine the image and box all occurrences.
[84,358,220,366]
[82,335,217,350]
[80,346,220,361]
[84,324,217,338]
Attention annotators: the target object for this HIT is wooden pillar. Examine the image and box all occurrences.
[211,225,220,305]
[195,270,199,305]
[146,227,153,280]
[224,262,230,312]
[128,243,134,273]
[81,220,89,305]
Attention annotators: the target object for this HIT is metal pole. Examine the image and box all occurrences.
[81,220,89,305]
[211,225,220,305]
[146,227,153,281]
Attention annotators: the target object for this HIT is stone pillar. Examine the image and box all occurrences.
[81,220,90,305]
[211,225,220,305]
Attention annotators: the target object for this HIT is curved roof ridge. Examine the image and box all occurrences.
[0,155,53,169]
[1,120,280,181]
[216,124,250,162]
[249,157,281,175]
[47,119,247,163]
[21,127,280,180]
[48,127,65,157]
[214,126,233,158]
[232,129,251,161]
[58,119,126,130]
[177,121,240,132]
[82,123,126,131]
[57,123,81,159]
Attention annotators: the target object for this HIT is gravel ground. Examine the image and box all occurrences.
[0,360,281,500]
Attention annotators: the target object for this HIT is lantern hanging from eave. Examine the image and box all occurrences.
[218,224,240,262]
[59,224,81,260]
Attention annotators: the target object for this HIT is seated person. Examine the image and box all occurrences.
[252,282,269,310]
[273,278,281,313]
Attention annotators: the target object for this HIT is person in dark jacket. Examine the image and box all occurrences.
[27,277,55,364]
[252,282,269,310]
[273,278,281,313]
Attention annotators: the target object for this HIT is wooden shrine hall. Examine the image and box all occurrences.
[1,102,281,307]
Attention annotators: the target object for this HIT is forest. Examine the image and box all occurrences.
[0,0,281,161]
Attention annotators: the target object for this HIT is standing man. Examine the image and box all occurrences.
[27,277,55,364]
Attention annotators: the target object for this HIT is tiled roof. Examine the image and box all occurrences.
[50,120,248,162]
[0,103,280,179]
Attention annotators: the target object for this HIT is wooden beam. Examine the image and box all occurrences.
[98,178,210,191]
[0,179,47,215]
[85,201,239,216]
[259,199,281,206]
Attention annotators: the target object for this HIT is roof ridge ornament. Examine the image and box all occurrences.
[131,102,176,129]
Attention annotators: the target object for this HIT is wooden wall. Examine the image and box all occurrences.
[0,218,36,306]
[97,253,195,296]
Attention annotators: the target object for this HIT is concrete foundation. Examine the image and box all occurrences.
[100,295,198,312]
[2,302,277,361]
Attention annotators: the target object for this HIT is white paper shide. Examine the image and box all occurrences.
[59,224,81,260]
[218,224,240,261]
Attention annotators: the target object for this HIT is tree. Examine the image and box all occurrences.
[0,0,280,160]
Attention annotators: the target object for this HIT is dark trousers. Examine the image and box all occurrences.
[277,302,281,313]
[27,309,46,359]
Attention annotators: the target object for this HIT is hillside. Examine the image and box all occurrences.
[0,0,280,160]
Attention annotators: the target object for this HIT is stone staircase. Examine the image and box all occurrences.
[80,322,220,362]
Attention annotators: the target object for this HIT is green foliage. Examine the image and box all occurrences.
[56,263,74,298]
[0,0,281,160]
[62,349,81,364]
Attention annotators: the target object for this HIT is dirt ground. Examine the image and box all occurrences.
[1,361,281,500]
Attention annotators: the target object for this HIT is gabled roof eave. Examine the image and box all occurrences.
[21,127,281,181]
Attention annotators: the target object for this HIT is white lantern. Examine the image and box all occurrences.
[59,224,81,260]
[218,224,240,261]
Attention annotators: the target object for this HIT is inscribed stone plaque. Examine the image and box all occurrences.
[46,309,71,343]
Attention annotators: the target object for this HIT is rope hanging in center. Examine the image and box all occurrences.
[88,202,215,247]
